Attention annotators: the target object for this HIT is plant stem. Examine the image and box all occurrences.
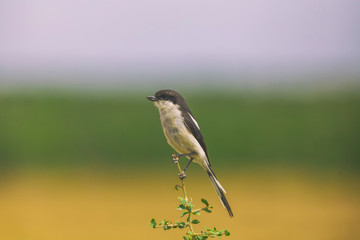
[192,207,207,212]
[175,161,194,232]
[154,223,189,228]
[176,161,188,201]
[188,214,194,232]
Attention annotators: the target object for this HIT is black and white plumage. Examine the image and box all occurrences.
[147,89,233,217]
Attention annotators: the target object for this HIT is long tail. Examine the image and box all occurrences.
[206,167,234,217]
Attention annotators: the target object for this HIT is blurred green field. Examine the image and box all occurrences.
[1,89,360,240]
[0,89,359,171]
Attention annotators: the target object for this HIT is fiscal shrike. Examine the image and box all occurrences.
[147,89,233,217]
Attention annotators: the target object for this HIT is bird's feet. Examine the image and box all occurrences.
[178,171,187,180]
[172,152,196,164]
[172,153,179,164]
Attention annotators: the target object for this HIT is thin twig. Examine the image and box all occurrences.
[175,161,188,201]
[154,223,189,228]
[175,160,194,232]
[192,207,207,212]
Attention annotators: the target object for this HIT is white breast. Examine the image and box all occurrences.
[155,100,207,165]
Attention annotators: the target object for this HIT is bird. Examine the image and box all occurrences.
[147,89,233,217]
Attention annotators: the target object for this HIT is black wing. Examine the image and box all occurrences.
[182,111,211,165]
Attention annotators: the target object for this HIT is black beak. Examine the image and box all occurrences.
[146,96,157,101]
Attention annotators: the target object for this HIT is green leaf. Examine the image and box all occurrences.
[191,219,200,224]
[183,237,191,240]
[203,208,212,213]
[193,211,201,215]
[163,224,171,230]
[201,198,209,206]
[177,204,186,210]
[149,218,156,228]
[187,203,194,211]
[175,185,179,191]
[178,197,187,205]
[199,234,209,240]
[196,236,208,240]
[209,227,219,236]
[178,222,186,229]
[225,229,230,236]
[180,211,188,218]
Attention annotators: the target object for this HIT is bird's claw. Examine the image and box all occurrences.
[172,153,179,163]
[178,171,187,180]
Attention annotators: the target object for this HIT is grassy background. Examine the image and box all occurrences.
[1,89,359,170]
[0,89,359,240]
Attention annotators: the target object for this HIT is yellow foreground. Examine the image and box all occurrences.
[0,169,359,240]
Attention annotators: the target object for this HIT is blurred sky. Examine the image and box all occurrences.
[0,0,360,85]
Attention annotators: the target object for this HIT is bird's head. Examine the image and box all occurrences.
[147,89,188,110]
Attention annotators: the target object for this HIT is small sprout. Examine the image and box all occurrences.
[201,198,209,207]
[149,162,230,239]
